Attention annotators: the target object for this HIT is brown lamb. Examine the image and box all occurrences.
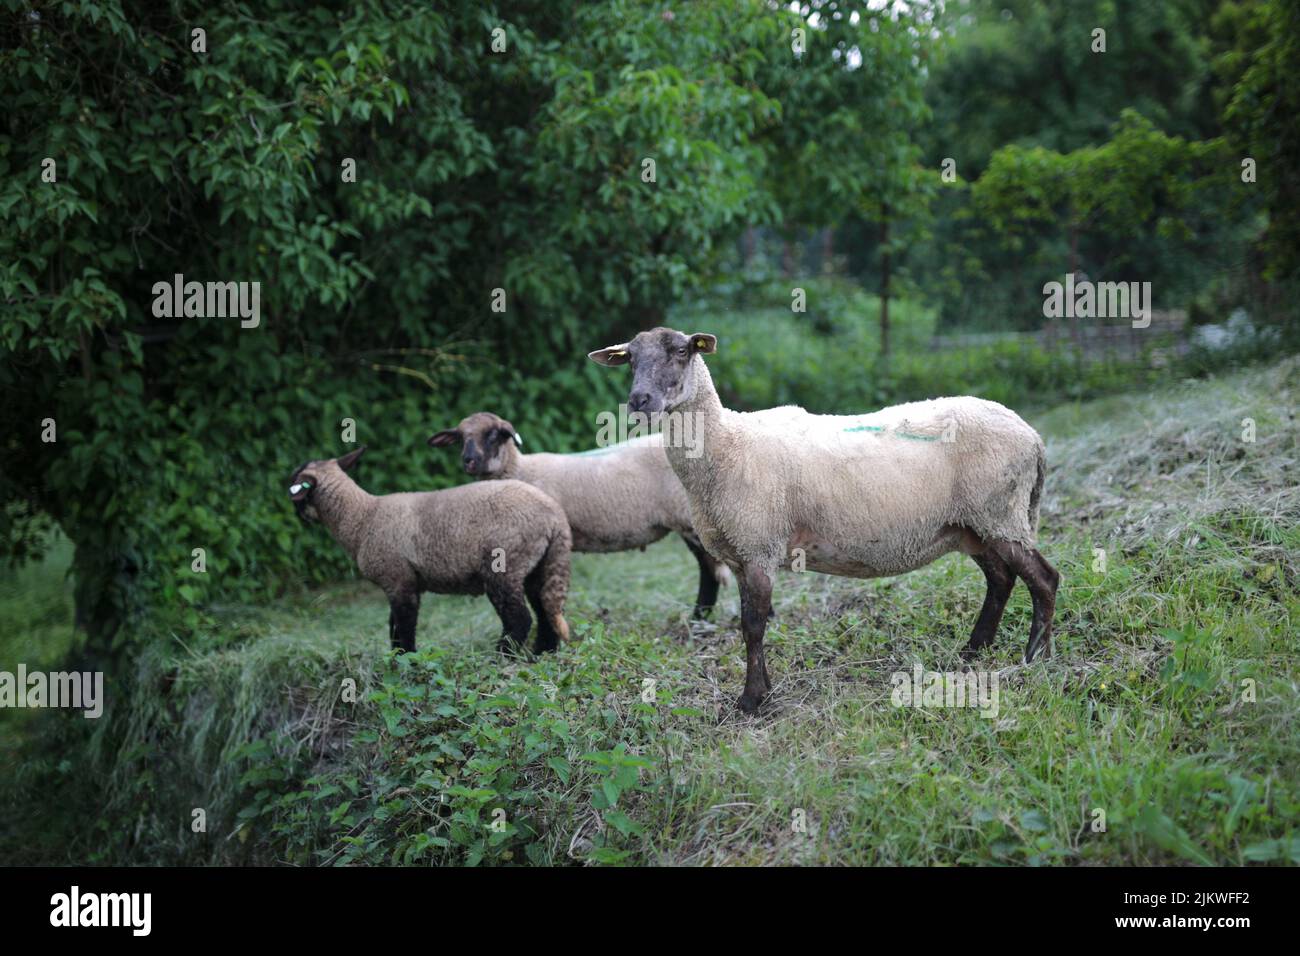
[288,446,571,654]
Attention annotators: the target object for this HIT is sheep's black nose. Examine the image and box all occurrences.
[629,391,651,412]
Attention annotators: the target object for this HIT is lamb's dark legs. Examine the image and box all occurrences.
[961,551,1016,661]
[524,578,560,653]
[682,535,720,620]
[388,593,420,653]
[736,564,773,714]
[485,578,533,653]
[987,541,1060,663]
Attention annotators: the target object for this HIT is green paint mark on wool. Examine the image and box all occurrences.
[842,423,940,442]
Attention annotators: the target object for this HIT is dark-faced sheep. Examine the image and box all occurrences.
[589,328,1059,714]
[288,446,571,654]
[428,411,731,619]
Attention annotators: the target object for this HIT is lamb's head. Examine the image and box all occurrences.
[287,446,365,523]
[588,327,716,413]
[428,411,522,478]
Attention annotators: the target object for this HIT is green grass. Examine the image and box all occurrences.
[0,534,78,768]
[0,533,77,673]
[3,358,1298,865]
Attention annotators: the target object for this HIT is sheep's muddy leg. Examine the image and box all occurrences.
[990,542,1060,663]
[961,551,1015,661]
[525,590,558,652]
[485,577,533,654]
[736,564,773,714]
[525,536,570,653]
[682,535,720,619]
[388,592,420,653]
[525,573,567,653]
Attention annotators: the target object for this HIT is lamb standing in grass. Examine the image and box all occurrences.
[589,328,1059,713]
[428,411,731,618]
[288,446,571,654]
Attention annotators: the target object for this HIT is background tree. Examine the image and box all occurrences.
[0,0,928,661]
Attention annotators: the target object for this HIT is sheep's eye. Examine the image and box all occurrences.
[677,346,688,357]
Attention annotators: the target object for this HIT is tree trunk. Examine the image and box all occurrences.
[69,541,126,673]
[631,302,666,331]
[879,215,892,358]
[1068,224,1083,354]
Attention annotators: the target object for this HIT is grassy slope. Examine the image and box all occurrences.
[4,359,1297,865]
[0,535,77,768]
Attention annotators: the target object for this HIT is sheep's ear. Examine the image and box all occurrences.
[336,445,366,472]
[688,333,717,354]
[588,343,631,366]
[428,429,462,448]
[496,421,521,447]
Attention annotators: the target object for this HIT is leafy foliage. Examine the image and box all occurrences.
[2,0,919,652]
[238,629,682,866]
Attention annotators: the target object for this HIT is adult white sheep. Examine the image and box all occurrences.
[428,411,731,619]
[589,327,1059,714]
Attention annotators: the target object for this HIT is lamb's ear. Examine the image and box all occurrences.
[428,429,462,448]
[588,343,631,366]
[495,419,521,447]
[336,445,366,471]
[687,333,717,354]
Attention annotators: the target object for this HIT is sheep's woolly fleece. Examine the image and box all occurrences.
[295,457,571,601]
[669,364,1046,579]
[440,413,730,588]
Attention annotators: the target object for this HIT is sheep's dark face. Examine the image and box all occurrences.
[588,327,716,413]
[287,446,365,524]
[429,412,521,478]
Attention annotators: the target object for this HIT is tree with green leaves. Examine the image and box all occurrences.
[0,0,936,662]
[758,1,936,355]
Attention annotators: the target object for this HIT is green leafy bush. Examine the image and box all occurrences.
[242,632,686,866]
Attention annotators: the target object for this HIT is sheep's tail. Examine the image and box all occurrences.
[1028,440,1046,537]
[535,523,572,644]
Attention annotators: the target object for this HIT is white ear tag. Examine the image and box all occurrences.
[513,433,524,448]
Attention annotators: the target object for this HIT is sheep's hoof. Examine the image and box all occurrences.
[497,638,527,658]
[1023,627,1053,663]
[736,692,764,714]
[1023,641,1053,664]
